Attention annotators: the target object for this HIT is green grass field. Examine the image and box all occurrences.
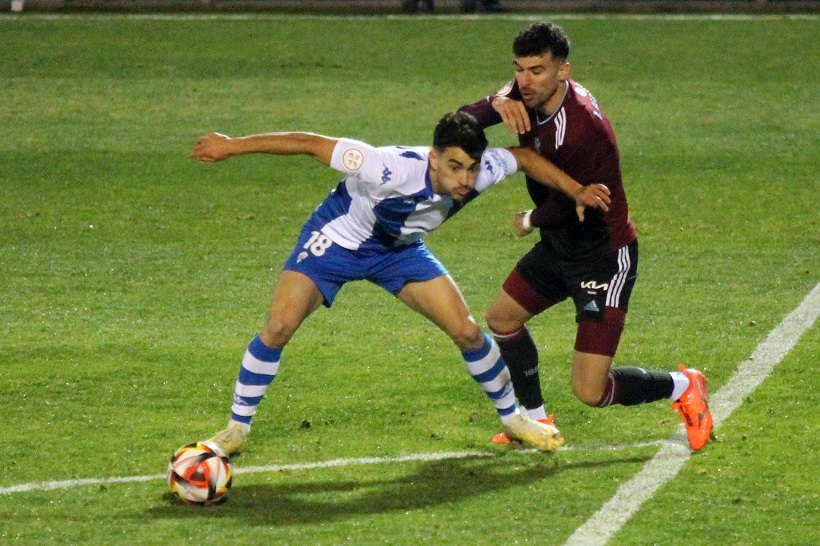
[1,12,817,545]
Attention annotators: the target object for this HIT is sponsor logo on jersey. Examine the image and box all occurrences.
[581,280,609,291]
[342,148,364,171]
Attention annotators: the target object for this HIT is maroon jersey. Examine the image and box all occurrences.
[460,79,636,258]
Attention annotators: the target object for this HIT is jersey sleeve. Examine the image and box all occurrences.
[458,80,520,129]
[475,147,519,192]
[330,138,394,185]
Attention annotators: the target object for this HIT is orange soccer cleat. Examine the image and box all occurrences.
[672,365,713,450]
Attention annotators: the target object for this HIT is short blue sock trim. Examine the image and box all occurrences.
[248,335,282,362]
[461,334,492,362]
[497,404,517,416]
[231,413,252,425]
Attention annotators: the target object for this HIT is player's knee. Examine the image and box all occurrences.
[485,306,520,335]
[449,318,484,351]
[260,315,298,348]
[572,381,604,407]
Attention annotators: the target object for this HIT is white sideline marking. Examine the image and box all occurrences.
[0,441,667,496]
[564,281,820,546]
[2,283,816,500]
[0,451,486,495]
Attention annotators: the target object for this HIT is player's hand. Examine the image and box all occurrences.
[513,210,535,237]
[492,96,531,135]
[190,132,233,162]
[574,184,611,222]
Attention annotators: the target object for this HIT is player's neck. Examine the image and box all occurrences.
[540,80,568,117]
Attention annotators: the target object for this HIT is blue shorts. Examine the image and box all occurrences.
[283,225,448,307]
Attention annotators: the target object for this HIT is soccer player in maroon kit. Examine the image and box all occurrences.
[459,22,713,450]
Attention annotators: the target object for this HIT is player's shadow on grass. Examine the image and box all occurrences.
[148,452,651,525]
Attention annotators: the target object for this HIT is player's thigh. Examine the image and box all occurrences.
[486,288,533,333]
[499,242,568,320]
[396,275,483,351]
[262,270,325,347]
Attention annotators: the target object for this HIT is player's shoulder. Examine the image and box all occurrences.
[566,80,609,128]
[369,145,431,196]
[378,145,431,178]
[383,145,430,162]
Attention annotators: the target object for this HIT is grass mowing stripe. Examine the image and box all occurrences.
[564,281,820,546]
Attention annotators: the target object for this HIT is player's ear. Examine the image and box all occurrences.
[428,147,439,169]
[558,62,571,82]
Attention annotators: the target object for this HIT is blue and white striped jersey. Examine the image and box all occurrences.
[308,138,518,252]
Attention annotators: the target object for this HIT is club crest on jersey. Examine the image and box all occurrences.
[342,148,364,171]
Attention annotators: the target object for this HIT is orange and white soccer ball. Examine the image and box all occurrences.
[167,441,232,505]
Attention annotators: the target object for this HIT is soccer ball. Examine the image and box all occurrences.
[167,441,232,505]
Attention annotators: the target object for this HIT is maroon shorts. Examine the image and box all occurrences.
[502,239,638,356]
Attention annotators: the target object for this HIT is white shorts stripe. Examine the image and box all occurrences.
[606,246,630,308]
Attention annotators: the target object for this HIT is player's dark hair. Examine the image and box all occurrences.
[513,22,570,61]
[432,111,488,163]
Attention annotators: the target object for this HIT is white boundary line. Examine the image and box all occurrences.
[564,281,820,546]
[1,283,816,503]
[0,441,665,496]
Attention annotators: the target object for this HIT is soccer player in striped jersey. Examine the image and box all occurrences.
[459,22,713,450]
[189,112,611,457]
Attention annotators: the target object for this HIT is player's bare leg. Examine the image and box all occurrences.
[574,349,713,450]
[398,275,563,452]
[210,271,324,457]
[571,351,613,406]
[486,290,556,443]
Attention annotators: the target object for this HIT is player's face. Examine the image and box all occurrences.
[514,53,570,112]
[428,147,481,201]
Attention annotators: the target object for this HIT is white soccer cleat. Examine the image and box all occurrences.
[208,421,249,458]
[503,412,565,453]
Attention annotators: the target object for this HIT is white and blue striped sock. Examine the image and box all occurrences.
[230,335,281,427]
[463,333,519,424]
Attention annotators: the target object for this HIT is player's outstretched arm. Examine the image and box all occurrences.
[190,132,338,166]
[507,146,610,222]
